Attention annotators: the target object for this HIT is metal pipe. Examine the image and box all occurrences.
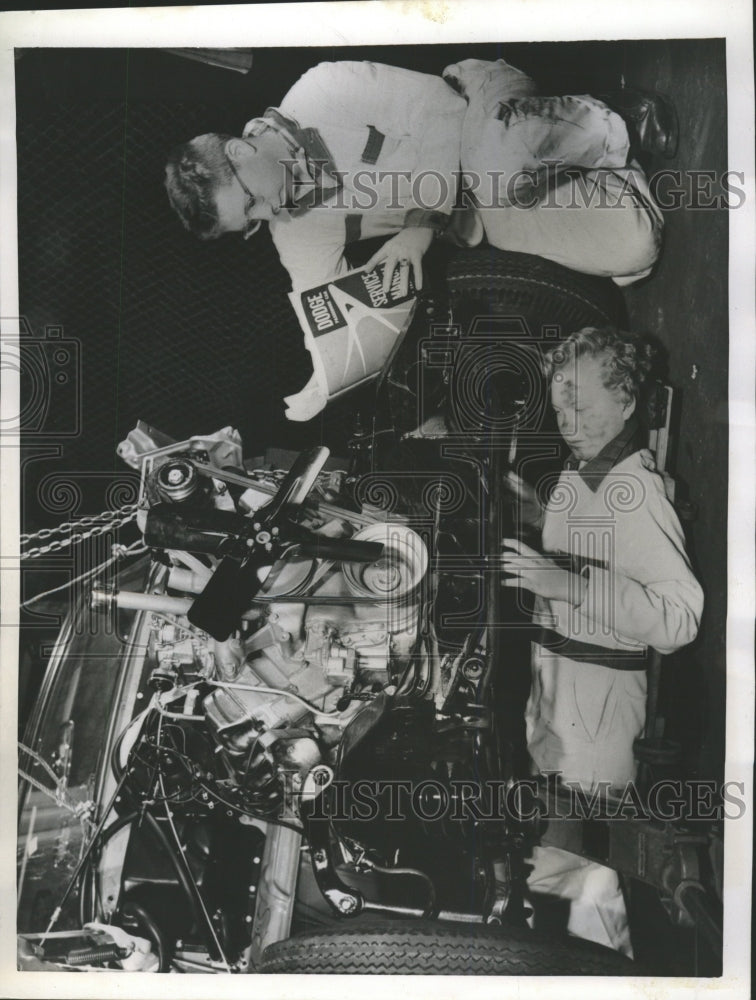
[246,822,302,969]
[365,862,437,918]
[167,566,212,594]
[91,588,258,621]
[363,902,484,923]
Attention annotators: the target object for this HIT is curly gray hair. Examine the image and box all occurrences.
[543,326,657,403]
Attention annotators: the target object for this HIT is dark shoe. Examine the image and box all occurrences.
[600,88,679,159]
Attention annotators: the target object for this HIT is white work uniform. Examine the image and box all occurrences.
[249,59,663,292]
[524,430,703,956]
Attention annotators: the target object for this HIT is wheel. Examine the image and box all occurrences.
[446,246,626,331]
[258,916,638,975]
[386,247,626,437]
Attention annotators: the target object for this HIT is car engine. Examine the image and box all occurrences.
[17,432,527,973]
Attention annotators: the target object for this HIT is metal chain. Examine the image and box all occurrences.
[21,468,346,561]
[20,504,140,561]
[20,503,141,544]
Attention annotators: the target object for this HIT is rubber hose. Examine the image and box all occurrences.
[121,899,170,972]
[143,811,220,959]
[97,810,216,958]
[369,863,438,919]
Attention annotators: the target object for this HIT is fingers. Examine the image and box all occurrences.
[501,537,539,557]
[366,242,423,296]
[501,558,536,570]
[381,254,415,295]
[638,448,657,471]
[505,471,535,496]
[410,253,423,292]
[364,249,408,295]
[381,254,404,295]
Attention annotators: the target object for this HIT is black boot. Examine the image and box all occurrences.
[600,88,679,159]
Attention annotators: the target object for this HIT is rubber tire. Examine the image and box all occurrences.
[259,916,637,975]
[386,247,626,437]
[445,246,626,332]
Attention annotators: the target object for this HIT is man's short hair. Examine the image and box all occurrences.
[165,134,234,240]
[543,326,657,403]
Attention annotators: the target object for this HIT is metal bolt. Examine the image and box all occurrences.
[253,856,261,864]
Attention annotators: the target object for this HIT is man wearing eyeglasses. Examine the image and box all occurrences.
[165,58,670,296]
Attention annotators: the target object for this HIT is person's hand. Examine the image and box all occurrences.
[503,471,543,529]
[638,448,657,471]
[501,538,588,605]
[365,227,434,294]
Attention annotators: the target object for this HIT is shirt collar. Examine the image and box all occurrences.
[564,415,645,492]
[244,107,341,214]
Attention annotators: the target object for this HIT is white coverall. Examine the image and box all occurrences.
[249,58,663,293]
[524,436,703,956]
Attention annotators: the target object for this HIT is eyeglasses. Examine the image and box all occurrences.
[224,141,261,239]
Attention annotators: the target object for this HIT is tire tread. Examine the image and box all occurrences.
[259,917,636,975]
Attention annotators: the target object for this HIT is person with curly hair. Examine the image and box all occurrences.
[501,326,703,956]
